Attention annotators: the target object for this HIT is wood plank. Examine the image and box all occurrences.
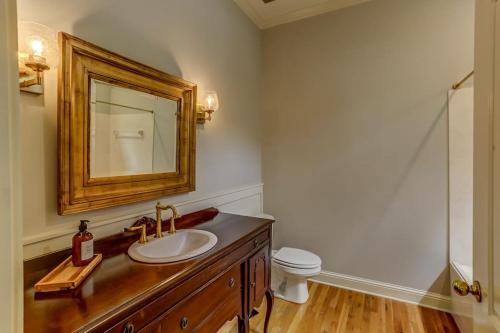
[218,282,460,333]
[34,254,102,292]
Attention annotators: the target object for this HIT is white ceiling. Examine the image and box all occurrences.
[234,0,371,29]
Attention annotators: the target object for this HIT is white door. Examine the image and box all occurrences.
[470,0,500,332]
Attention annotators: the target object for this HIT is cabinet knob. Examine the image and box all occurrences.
[180,317,189,330]
[250,281,256,288]
[122,323,134,333]
[229,277,235,288]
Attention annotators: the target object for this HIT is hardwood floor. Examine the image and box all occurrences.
[218,282,460,333]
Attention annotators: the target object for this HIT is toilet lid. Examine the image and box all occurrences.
[272,247,321,269]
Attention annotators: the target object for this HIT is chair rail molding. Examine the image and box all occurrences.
[23,183,264,259]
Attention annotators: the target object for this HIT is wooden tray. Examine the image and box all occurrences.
[34,254,102,292]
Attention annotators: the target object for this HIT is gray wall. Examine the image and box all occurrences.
[18,0,262,250]
[263,0,474,294]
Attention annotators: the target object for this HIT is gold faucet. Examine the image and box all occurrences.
[155,202,181,237]
[125,225,148,244]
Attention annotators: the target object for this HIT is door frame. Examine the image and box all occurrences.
[473,0,499,331]
[0,0,24,331]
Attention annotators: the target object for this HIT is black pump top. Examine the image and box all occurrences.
[79,220,89,233]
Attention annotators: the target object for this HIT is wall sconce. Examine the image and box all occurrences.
[18,22,58,95]
[197,91,219,124]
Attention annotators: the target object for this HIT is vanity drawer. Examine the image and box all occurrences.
[139,264,242,333]
[251,230,270,251]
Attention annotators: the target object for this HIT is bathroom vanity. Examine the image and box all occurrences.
[24,211,274,333]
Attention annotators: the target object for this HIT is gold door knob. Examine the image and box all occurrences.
[452,279,482,302]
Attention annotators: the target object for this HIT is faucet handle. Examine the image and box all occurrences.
[125,225,148,244]
[168,212,182,235]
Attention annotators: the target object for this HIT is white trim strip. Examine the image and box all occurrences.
[23,183,264,259]
[310,270,453,313]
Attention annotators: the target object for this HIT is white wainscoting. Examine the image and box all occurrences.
[310,270,453,313]
[23,183,264,260]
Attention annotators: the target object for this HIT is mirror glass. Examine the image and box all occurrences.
[89,79,178,178]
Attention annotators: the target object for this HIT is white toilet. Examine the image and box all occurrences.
[271,247,322,304]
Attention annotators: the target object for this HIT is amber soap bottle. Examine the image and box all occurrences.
[72,220,94,266]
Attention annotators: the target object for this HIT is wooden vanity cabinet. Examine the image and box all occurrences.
[23,212,274,333]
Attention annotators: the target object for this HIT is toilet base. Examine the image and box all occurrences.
[271,266,312,304]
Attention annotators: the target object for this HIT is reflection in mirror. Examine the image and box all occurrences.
[89,79,178,178]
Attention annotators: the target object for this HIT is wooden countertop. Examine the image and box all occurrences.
[24,212,273,333]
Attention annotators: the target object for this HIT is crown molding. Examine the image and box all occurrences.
[234,0,264,28]
[234,0,371,29]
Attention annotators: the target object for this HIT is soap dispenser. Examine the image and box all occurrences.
[72,220,94,266]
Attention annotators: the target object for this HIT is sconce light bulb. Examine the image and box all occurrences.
[206,96,214,109]
[31,39,44,56]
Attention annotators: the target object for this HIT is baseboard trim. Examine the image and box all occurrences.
[23,183,264,259]
[310,270,452,313]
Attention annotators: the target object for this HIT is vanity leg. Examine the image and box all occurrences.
[263,289,274,333]
[238,315,249,333]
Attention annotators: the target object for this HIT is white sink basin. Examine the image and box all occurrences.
[128,229,218,263]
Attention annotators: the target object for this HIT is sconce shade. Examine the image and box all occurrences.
[197,91,219,124]
[18,21,58,69]
[18,21,58,94]
[201,91,219,112]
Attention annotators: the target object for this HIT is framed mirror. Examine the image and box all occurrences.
[58,33,196,215]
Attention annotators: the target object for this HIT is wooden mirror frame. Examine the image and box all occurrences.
[58,33,196,215]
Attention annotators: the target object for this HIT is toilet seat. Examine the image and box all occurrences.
[272,258,321,269]
[272,260,322,276]
[272,247,322,269]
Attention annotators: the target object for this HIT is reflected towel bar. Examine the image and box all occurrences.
[113,129,145,139]
[452,71,474,90]
[91,100,154,113]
